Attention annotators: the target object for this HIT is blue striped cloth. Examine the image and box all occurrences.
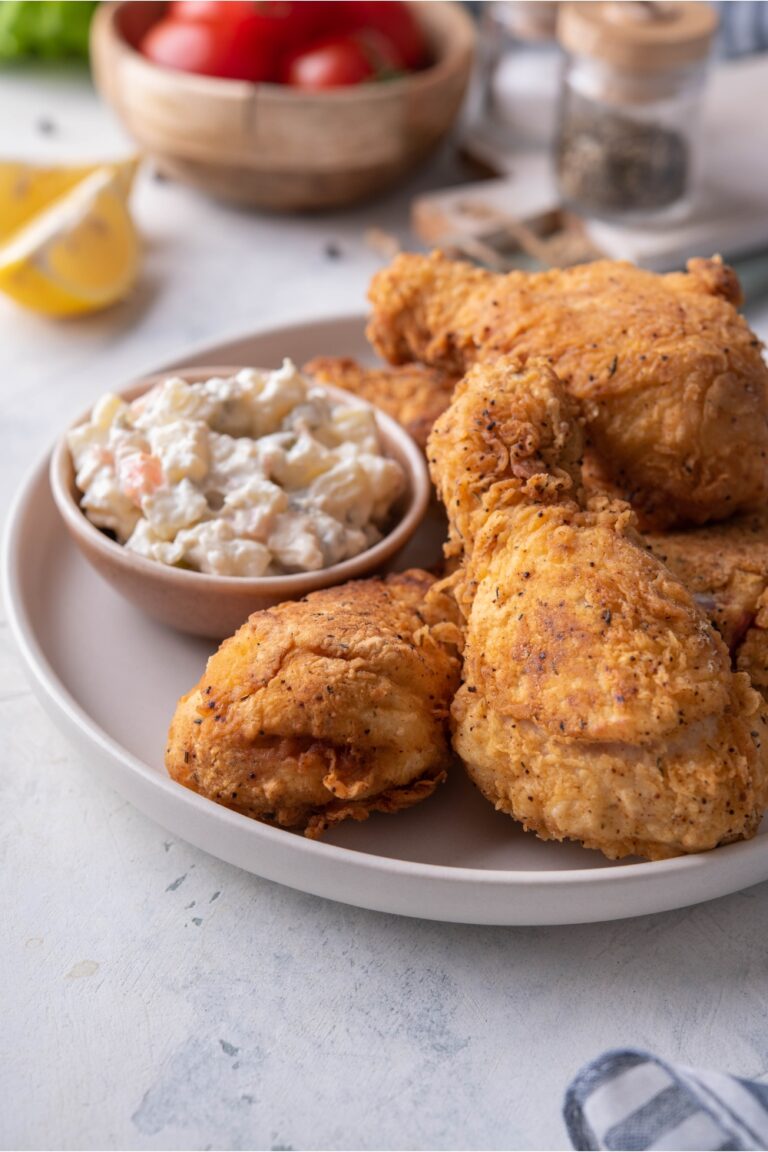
[564,1049,768,1150]
[715,1,768,58]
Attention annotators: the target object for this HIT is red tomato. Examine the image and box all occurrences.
[343,1,428,69]
[246,3,321,52]
[140,14,274,81]
[158,4,326,80]
[168,1,257,21]
[282,29,402,89]
[301,2,357,37]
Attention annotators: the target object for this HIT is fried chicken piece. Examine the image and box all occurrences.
[304,356,457,449]
[165,570,462,838]
[368,251,768,530]
[737,606,768,703]
[429,357,768,860]
[426,356,585,558]
[644,508,768,701]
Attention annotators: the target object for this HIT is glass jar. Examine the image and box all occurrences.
[555,2,718,222]
[478,1,563,150]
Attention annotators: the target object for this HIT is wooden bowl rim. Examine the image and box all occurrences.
[50,367,430,596]
[93,0,476,104]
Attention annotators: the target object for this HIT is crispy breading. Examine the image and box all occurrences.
[737,599,768,702]
[426,356,584,559]
[304,356,456,449]
[432,356,768,860]
[644,508,768,701]
[368,251,768,529]
[165,570,463,837]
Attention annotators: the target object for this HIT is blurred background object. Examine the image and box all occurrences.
[0,0,766,307]
[467,0,768,176]
[473,2,561,151]
[468,0,719,221]
[555,2,718,222]
[716,0,768,57]
[427,0,768,274]
[0,1,97,61]
[89,0,475,210]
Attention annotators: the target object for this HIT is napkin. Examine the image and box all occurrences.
[564,1048,768,1150]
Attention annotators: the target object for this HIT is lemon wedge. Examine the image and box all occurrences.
[0,158,137,243]
[0,160,140,317]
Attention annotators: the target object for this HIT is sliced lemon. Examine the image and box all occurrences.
[0,162,140,317]
[0,157,139,242]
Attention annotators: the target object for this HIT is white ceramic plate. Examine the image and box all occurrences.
[5,314,768,925]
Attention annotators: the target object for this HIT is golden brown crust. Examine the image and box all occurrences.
[454,686,766,860]
[303,765,447,839]
[683,255,744,307]
[165,570,463,836]
[737,591,768,702]
[304,356,457,449]
[367,251,768,529]
[431,356,768,860]
[644,507,768,701]
[467,505,732,744]
[426,356,584,557]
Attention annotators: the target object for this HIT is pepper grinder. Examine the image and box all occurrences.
[555,1,718,222]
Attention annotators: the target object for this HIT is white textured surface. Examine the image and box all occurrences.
[4,66,768,1152]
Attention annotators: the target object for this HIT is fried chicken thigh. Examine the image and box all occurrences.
[369,251,768,529]
[428,357,768,860]
[166,571,462,837]
[304,356,457,449]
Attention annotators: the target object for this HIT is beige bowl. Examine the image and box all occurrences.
[89,1,475,211]
[50,367,430,639]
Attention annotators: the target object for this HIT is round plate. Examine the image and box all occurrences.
[5,314,768,925]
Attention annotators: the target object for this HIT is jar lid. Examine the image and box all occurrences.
[557,2,717,72]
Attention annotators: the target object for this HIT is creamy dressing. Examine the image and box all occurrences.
[68,361,406,577]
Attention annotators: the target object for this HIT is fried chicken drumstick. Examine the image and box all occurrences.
[166,571,462,837]
[369,252,768,530]
[428,357,768,860]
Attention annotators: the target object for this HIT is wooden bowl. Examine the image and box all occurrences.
[50,367,431,639]
[90,1,475,210]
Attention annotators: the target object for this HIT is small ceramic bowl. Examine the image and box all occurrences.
[50,367,430,639]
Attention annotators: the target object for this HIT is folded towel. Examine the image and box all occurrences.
[564,1049,768,1150]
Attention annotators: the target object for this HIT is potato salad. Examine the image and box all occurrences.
[68,361,406,577]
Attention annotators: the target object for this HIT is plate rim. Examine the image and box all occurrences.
[4,310,768,922]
